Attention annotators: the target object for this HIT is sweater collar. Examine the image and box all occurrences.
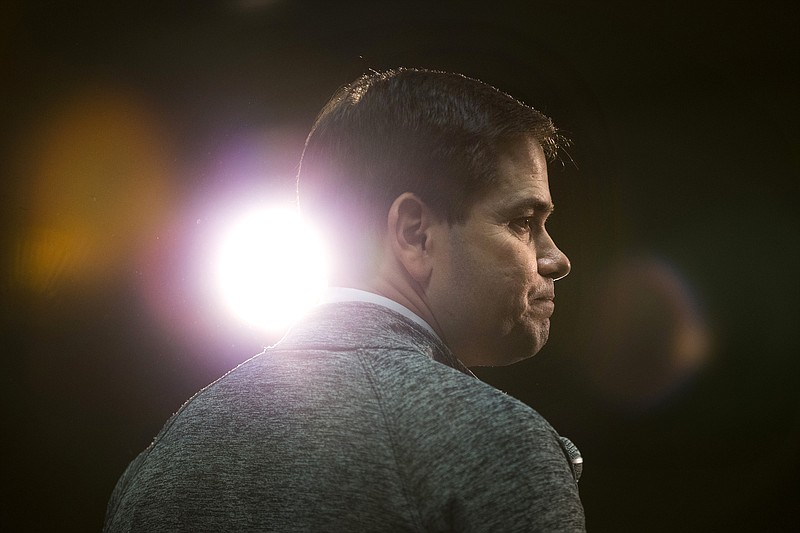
[319,287,439,339]
[280,301,474,377]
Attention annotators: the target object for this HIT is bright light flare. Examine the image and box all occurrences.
[215,206,328,332]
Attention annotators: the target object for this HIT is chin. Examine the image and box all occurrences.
[459,319,550,367]
[509,328,548,364]
[470,336,546,367]
[471,352,535,368]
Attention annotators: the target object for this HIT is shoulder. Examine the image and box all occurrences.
[369,347,554,434]
[366,353,584,531]
[365,349,571,472]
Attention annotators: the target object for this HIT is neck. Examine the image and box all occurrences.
[356,272,446,346]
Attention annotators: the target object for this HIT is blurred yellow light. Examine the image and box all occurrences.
[9,85,173,294]
[215,206,328,332]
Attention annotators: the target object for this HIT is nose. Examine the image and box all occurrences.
[536,231,571,281]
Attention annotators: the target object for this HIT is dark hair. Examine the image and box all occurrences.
[297,68,562,279]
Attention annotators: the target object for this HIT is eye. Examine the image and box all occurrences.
[510,217,535,234]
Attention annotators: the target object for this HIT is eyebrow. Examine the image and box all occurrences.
[505,197,555,216]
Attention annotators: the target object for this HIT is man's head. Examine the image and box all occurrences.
[297,68,571,365]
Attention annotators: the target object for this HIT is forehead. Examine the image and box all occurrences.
[474,137,552,215]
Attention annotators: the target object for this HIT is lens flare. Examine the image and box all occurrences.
[214,206,327,332]
[578,255,712,413]
[6,85,174,299]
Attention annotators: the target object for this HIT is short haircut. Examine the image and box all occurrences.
[297,68,563,280]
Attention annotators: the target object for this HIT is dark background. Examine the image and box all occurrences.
[2,1,798,531]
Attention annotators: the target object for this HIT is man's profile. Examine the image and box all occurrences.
[104,68,586,532]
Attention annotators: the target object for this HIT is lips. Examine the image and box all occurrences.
[531,296,555,316]
[531,282,555,303]
[532,291,555,302]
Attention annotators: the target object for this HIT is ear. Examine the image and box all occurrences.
[386,192,440,285]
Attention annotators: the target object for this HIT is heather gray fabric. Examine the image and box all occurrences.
[105,302,585,532]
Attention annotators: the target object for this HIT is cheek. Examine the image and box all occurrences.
[501,242,538,285]
[448,231,535,301]
[481,245,537,306]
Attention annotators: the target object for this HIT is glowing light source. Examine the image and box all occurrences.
[215,205,327,332]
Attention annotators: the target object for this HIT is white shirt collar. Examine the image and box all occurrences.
[319,287,439,339]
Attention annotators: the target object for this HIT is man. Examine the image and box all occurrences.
[105,68,585,531]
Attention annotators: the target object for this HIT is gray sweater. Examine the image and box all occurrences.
[105,302,585,532]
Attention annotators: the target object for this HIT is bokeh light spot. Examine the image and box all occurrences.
[579,255,713,413]
[7,84,174,297]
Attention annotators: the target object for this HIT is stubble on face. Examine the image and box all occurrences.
[430,138,564,367]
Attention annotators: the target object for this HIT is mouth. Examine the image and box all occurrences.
[532,291,555,303]
[531,297,555,316]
